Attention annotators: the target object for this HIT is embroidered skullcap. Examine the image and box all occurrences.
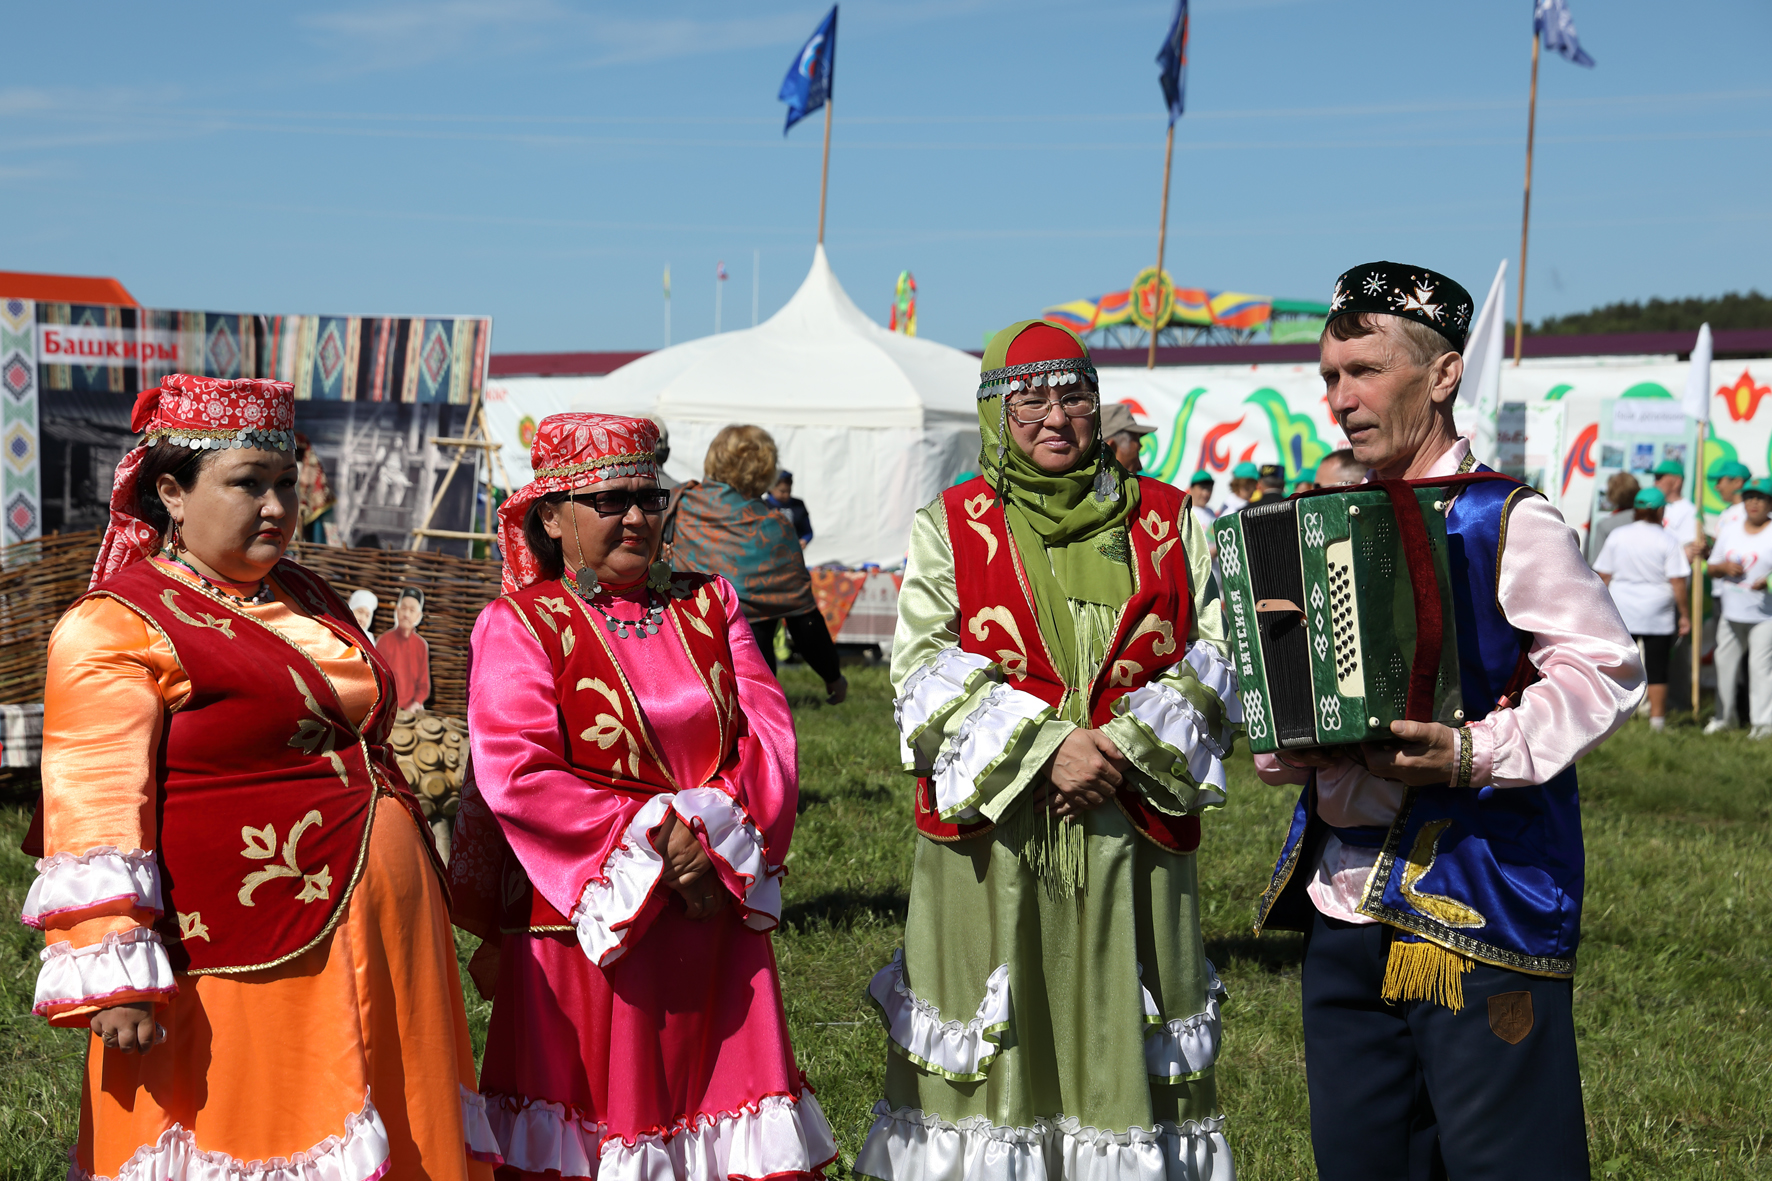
[495,413,660,593]
[1327,261,1474,352]
[90,374,298,590]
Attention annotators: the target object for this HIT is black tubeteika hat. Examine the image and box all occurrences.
[1327,261,1473,352]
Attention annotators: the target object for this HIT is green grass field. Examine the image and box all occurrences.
[0,664,1766,1178]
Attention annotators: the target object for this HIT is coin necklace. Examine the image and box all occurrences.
[564,570,664,639]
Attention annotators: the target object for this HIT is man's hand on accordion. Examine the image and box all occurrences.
[1360,720,1462,787]
[1034,728,1130,817]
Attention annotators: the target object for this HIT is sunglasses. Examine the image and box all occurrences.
[566,488,670,517]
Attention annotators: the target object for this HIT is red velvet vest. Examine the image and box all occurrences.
[83,559,424,974]
[916,475,1202,854]
[494,573,745,932]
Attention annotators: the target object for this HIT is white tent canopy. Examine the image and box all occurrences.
[574,246,981,567]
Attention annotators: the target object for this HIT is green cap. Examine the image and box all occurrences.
[1634,487,1667,509]
[1744,478,1772,500]
[1652,458,1685,477]
[1188,469,1214,486]
[1710,458,1752,481]
[1298,466,1318,482]
[1231,461,1260,479]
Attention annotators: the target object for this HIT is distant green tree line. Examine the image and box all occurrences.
[1514,290,1772,336]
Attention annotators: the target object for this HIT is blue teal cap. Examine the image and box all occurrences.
[1188,469,1214,486]
[1231,461,1260,479]
[1634,487,1667,509]
[1652,458,1685,477]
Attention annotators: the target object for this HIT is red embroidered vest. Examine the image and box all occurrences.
[494,573,746,933]
[916,475,1202,854]
[82,559,423,974]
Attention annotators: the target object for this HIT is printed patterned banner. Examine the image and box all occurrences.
[0,298,39,545]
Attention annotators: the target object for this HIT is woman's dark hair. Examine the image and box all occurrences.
[523,492,572,581]
[133,440,217,538]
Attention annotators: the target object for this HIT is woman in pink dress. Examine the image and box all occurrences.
[452,413,836,1181]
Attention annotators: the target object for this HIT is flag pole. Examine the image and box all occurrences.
[1694,430,1706,720]
[1513,32,1540,366]
[817,100,833,246]
[1147,121,1175,371]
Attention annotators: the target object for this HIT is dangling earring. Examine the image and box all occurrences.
[564,495,601,597]
[647,559,671,594]
[165,520,184,555]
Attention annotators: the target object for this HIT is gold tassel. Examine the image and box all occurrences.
[1381,938,1474,1012]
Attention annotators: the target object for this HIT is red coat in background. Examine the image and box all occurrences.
[377,626,431,710]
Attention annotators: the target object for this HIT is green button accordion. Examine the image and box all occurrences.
[1212,483,1465,753]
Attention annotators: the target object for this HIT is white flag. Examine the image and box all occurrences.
[1461,259,1508,465]
[1682,322,1713,423]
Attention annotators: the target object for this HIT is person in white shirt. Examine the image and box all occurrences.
[1653,458,1698,546]
[1705,479,1772,738]
[1706,458,1750,539]
[1594,486,1691,730]
[1703,460,1754,730]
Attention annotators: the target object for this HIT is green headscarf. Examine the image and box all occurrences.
[977,320,1140,679]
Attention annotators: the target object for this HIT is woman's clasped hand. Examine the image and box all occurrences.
[652,811,729,921]
[1032,726,1130,817]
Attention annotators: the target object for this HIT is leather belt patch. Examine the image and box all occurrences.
[1488,990,1533,1044]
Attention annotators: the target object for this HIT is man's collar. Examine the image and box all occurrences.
[1360,435,1469,483]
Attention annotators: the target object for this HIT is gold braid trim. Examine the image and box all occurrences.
[534,452,656,479]
[1381,938,1476,1012]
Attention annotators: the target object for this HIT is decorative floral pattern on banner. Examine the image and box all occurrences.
[0,298,39,545]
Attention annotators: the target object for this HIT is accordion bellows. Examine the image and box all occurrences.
[1214,485,1464,752]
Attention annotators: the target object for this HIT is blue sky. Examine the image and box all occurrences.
[1,0,1767,353]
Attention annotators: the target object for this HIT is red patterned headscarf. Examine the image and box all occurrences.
[496,413,661,593]
[90,374,297,589]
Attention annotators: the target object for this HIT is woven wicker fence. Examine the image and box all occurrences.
[0,531,502,718]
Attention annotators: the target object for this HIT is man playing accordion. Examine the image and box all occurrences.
[1252,262,1644,1181]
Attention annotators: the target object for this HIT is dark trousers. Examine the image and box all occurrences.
[749,610,842,684]
[1302,910,1590,1181]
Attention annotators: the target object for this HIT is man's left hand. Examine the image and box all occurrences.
[1360,720,1462,786]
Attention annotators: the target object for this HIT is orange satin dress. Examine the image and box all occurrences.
[38,560,496,1180]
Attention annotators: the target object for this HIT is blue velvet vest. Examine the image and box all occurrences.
[1254,469,1583,978]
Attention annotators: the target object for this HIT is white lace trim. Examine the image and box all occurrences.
[897,647,997,771]
[929,682,1054,820]
[22,846,162,929]
[868,949,1010,1081]
[855,1102,1233,1181]
[460,1084,505,1165]
[1117,683,1229,805]
[68,1090,390,1181]
[568,790,783,967]
[483,1088,838,1181]
[1182,642,1242,726]
[34,927,177,1016]
[670,786,783,932]
[1140,962,1227,1082]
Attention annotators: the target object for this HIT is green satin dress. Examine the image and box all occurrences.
[855,491,1242,1181]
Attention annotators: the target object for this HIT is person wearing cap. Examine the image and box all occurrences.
[1703,460,1757,729]
[1706,457,1751,539]
[30,375,497,1180]
[1593,487,1691,730]
[1652,458,1698,544]
[1314,447,1365,488]
[857,321,1241,1181]
[454,413,837,1178]
[1187,469,1218,530]
[377,585,431,711]
[642,412,678,489]
[1586,470,1645,565]
[1222,460,1259,514]
[1704,477,1772,738]
[1254,462,1286,502]
[1252,263,1643,1180]
[1100,400,1160,475]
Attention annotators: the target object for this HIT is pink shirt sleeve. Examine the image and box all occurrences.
[703,577,799,868]
[1469,495,1645,786]
[466,600,644,918]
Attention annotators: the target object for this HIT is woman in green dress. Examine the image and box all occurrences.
[856,321,1241,1181]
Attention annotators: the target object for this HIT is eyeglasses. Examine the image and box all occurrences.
[1004,391,1099,425]
[567,488,670,517]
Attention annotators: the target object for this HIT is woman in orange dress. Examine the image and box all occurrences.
[26,374,498,1180]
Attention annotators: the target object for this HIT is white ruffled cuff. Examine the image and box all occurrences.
[1141,962,1227,1082]
[1183,642,1242,727]
[930,683,1055,820]
[1116,682,1230,805]
[569,795,674,968]
[484,1088,838,1181]
[34,927,177,1017]
[68,1090,390,1181]
[897,647,998,771]
[569,790,785,967]
[22,846,162,929]
[671,786,784,932]
[868,950,1010,1082]
[855,1102,1233,1181]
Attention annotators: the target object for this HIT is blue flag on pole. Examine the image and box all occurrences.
[779,6,837,135]
[1534,0,1595,67]
[1156,0,1189,125]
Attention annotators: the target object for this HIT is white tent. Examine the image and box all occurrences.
[574,246,980,567]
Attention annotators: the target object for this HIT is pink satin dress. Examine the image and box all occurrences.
[459,577,836,1181]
